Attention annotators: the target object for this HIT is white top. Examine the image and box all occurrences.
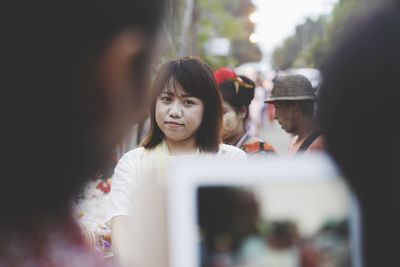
[106,144,246,222]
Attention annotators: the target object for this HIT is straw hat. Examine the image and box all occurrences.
[265,74,317,103]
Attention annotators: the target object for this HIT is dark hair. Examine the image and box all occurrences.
[142,57,222,152]
[275,100,315,119]
[198,187,260,254]
[2,0,165,228]
[318,5,400,266]
[219,75,255,119]
[268,221,298,249]
[298,100,315,118]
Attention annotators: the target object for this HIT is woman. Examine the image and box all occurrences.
[214,67,275,154]
[107,57,246,264]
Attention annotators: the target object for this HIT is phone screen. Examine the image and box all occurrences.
[197,178,353,267]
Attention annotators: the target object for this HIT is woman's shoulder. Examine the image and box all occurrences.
[121,147,146,160]
[114,147,147,169]
[218,144,247,159]
[218,143,241,153]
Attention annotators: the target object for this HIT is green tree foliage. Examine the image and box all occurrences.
[272,16,327,70]
[193,0,263,68]
[328,0,360,37]
[272,0,362,70]
[163,0,263,69]
[272,36,301,70]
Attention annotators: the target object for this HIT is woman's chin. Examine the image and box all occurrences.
[164,134,186,143]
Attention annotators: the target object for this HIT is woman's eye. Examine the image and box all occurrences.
[184,100,195,105]
[161,96,171,102]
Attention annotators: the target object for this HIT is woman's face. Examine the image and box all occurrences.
[222,101,243,142]
[155,84,204,144]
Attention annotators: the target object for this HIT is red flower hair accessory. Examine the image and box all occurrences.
[214,67,238,86]
[214,67,254,93]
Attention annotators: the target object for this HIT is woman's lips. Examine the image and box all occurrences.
[165,121,184,128]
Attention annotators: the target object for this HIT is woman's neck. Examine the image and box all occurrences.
[165,137,198,155]
[225,128,246,146]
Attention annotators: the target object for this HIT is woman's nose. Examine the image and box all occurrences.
[168,101,183,117]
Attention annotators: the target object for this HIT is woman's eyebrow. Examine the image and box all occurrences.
[161,91,174,95]
[180,94,194,98]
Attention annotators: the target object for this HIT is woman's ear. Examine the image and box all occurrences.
[238,106,248,119]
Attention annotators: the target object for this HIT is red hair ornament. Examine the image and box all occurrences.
[214,67,254,93]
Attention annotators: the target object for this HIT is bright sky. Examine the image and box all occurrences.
[252,0,338,58]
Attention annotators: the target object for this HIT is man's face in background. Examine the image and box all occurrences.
[274,101,299,135]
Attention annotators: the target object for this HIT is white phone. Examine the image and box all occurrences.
[167,154,361,267]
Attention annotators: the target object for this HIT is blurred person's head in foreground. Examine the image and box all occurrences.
[318,3,400,266]
[1,0,165,262]
[215,67,274,154]
[265,74,324,153]
[142,56,222,154]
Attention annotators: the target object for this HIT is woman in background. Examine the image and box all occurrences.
[215,67,275,154]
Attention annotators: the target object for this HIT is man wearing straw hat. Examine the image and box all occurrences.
[265,74,324,154]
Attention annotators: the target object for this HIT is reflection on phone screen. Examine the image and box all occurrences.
[197,181,352,267]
